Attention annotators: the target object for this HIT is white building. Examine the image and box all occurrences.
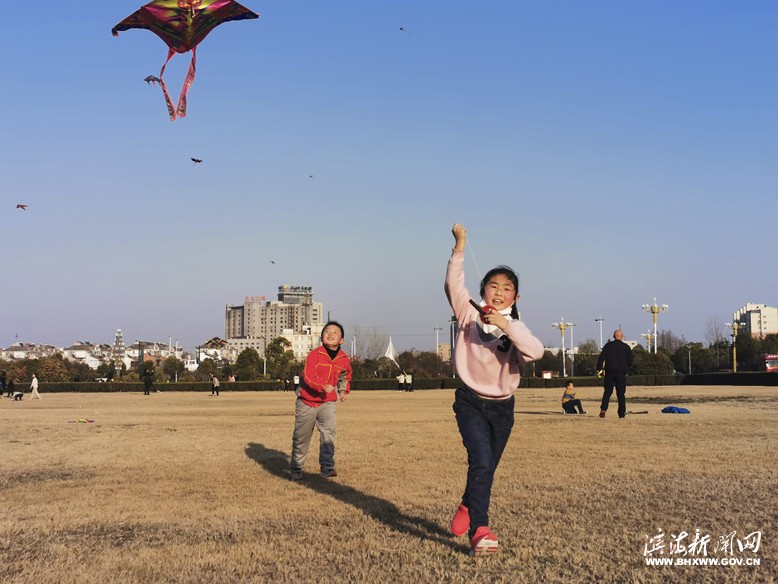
[225,285,324,358]
[734,303,778,339]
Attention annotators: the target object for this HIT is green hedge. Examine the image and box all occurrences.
[681,372,778,386]
[28,373,777,393]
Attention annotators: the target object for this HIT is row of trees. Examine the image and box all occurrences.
[5,330,776,385]
[532,331,778,378]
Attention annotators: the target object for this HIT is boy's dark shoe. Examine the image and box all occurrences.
[320,467,338,478]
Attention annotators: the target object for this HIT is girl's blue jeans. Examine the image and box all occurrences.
[453,386,515,538]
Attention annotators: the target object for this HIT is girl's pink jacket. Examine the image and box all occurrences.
[445,250,544,400]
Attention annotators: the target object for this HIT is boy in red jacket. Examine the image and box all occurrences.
[290,321,352,481]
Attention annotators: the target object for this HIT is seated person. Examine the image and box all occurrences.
[562,381,586,414]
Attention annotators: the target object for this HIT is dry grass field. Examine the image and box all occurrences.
[0,385,775,583]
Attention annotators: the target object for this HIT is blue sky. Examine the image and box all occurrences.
[1,1,776,354]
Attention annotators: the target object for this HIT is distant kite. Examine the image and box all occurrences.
[16,204,28,210]
[191,157,203,164]
[113,1,259,121]
[400,27,411,37]
[144,75,162,86]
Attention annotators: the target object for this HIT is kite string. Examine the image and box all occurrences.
[467,239,483,281]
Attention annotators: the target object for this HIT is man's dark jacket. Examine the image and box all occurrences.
[596,340,634,374]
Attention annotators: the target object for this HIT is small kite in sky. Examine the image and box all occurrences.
[191,157,203,164]
[400,27,412,37]
[113,1,259,121]
[269,260,275,264]
[144,75,162,86]
[16,204,28,210]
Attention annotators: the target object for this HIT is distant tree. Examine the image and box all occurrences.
[37,355,70,382]
[395,350,447,378]
[734,333,760,370]
[534,350,562,378]
[137,361,164,383]
[572,339,600,377]
[66,360,96,382]
[656,330,687,354]
[196,358,218,381]
[761,334,778,355]
[265,337,299,379]
[352,326,389,360]
[235,348,263,380]
[705,317,726,348]
[631,346,674,375]
[96,361,116,381]
[163,356,185,381]
[671,342,715,374]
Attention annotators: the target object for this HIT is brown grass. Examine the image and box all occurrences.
[0,386,775,583]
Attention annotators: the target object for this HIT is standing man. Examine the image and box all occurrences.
[596,330,633,419]
[211,374,220,397]
[30,373,42,399]
[142,368,154,396]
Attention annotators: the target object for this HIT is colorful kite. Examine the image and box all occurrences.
[113,1,259,120]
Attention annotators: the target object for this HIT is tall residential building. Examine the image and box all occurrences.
[225,285,324,358]
[734,303,778,339]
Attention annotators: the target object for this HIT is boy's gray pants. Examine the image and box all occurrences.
[290,399,337,471]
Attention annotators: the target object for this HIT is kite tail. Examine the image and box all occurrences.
[176,47,197,119]
[159,48,177,121]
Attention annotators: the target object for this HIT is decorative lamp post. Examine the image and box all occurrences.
[568,322,576,377]
[686,345,692,374]
[595,317,605,349]
[552,319,569,377]
[725,321,745,373]
[641,298,668,354]
[641,331,654,353]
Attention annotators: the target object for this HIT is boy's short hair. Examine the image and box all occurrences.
[321,321,345,340]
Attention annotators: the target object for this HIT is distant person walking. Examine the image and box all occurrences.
[30,374,42,399]
[0,370,6,398]
[211,374,220,396]
[405,372,413,392]
[596,330,634,419]
[396,371,405,392]
[561,381,586,414]
[142,369,154,396]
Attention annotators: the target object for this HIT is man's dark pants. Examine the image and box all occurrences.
[453,387,514,539]
[601,373,627,418]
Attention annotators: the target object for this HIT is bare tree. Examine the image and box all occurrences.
[705,317,725,347]
[352,326,390,360]
[657,330,687,353]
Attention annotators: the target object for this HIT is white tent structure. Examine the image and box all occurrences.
[384,337,399,366]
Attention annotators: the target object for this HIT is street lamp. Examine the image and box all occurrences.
[595,317,605,349]
[641,331,654,353]
[552,318,571,377]
[725,321,745,373]
[434,326,442,355]
[685,345,692,374]
[641,298,668,354]
[568,322,576,377]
